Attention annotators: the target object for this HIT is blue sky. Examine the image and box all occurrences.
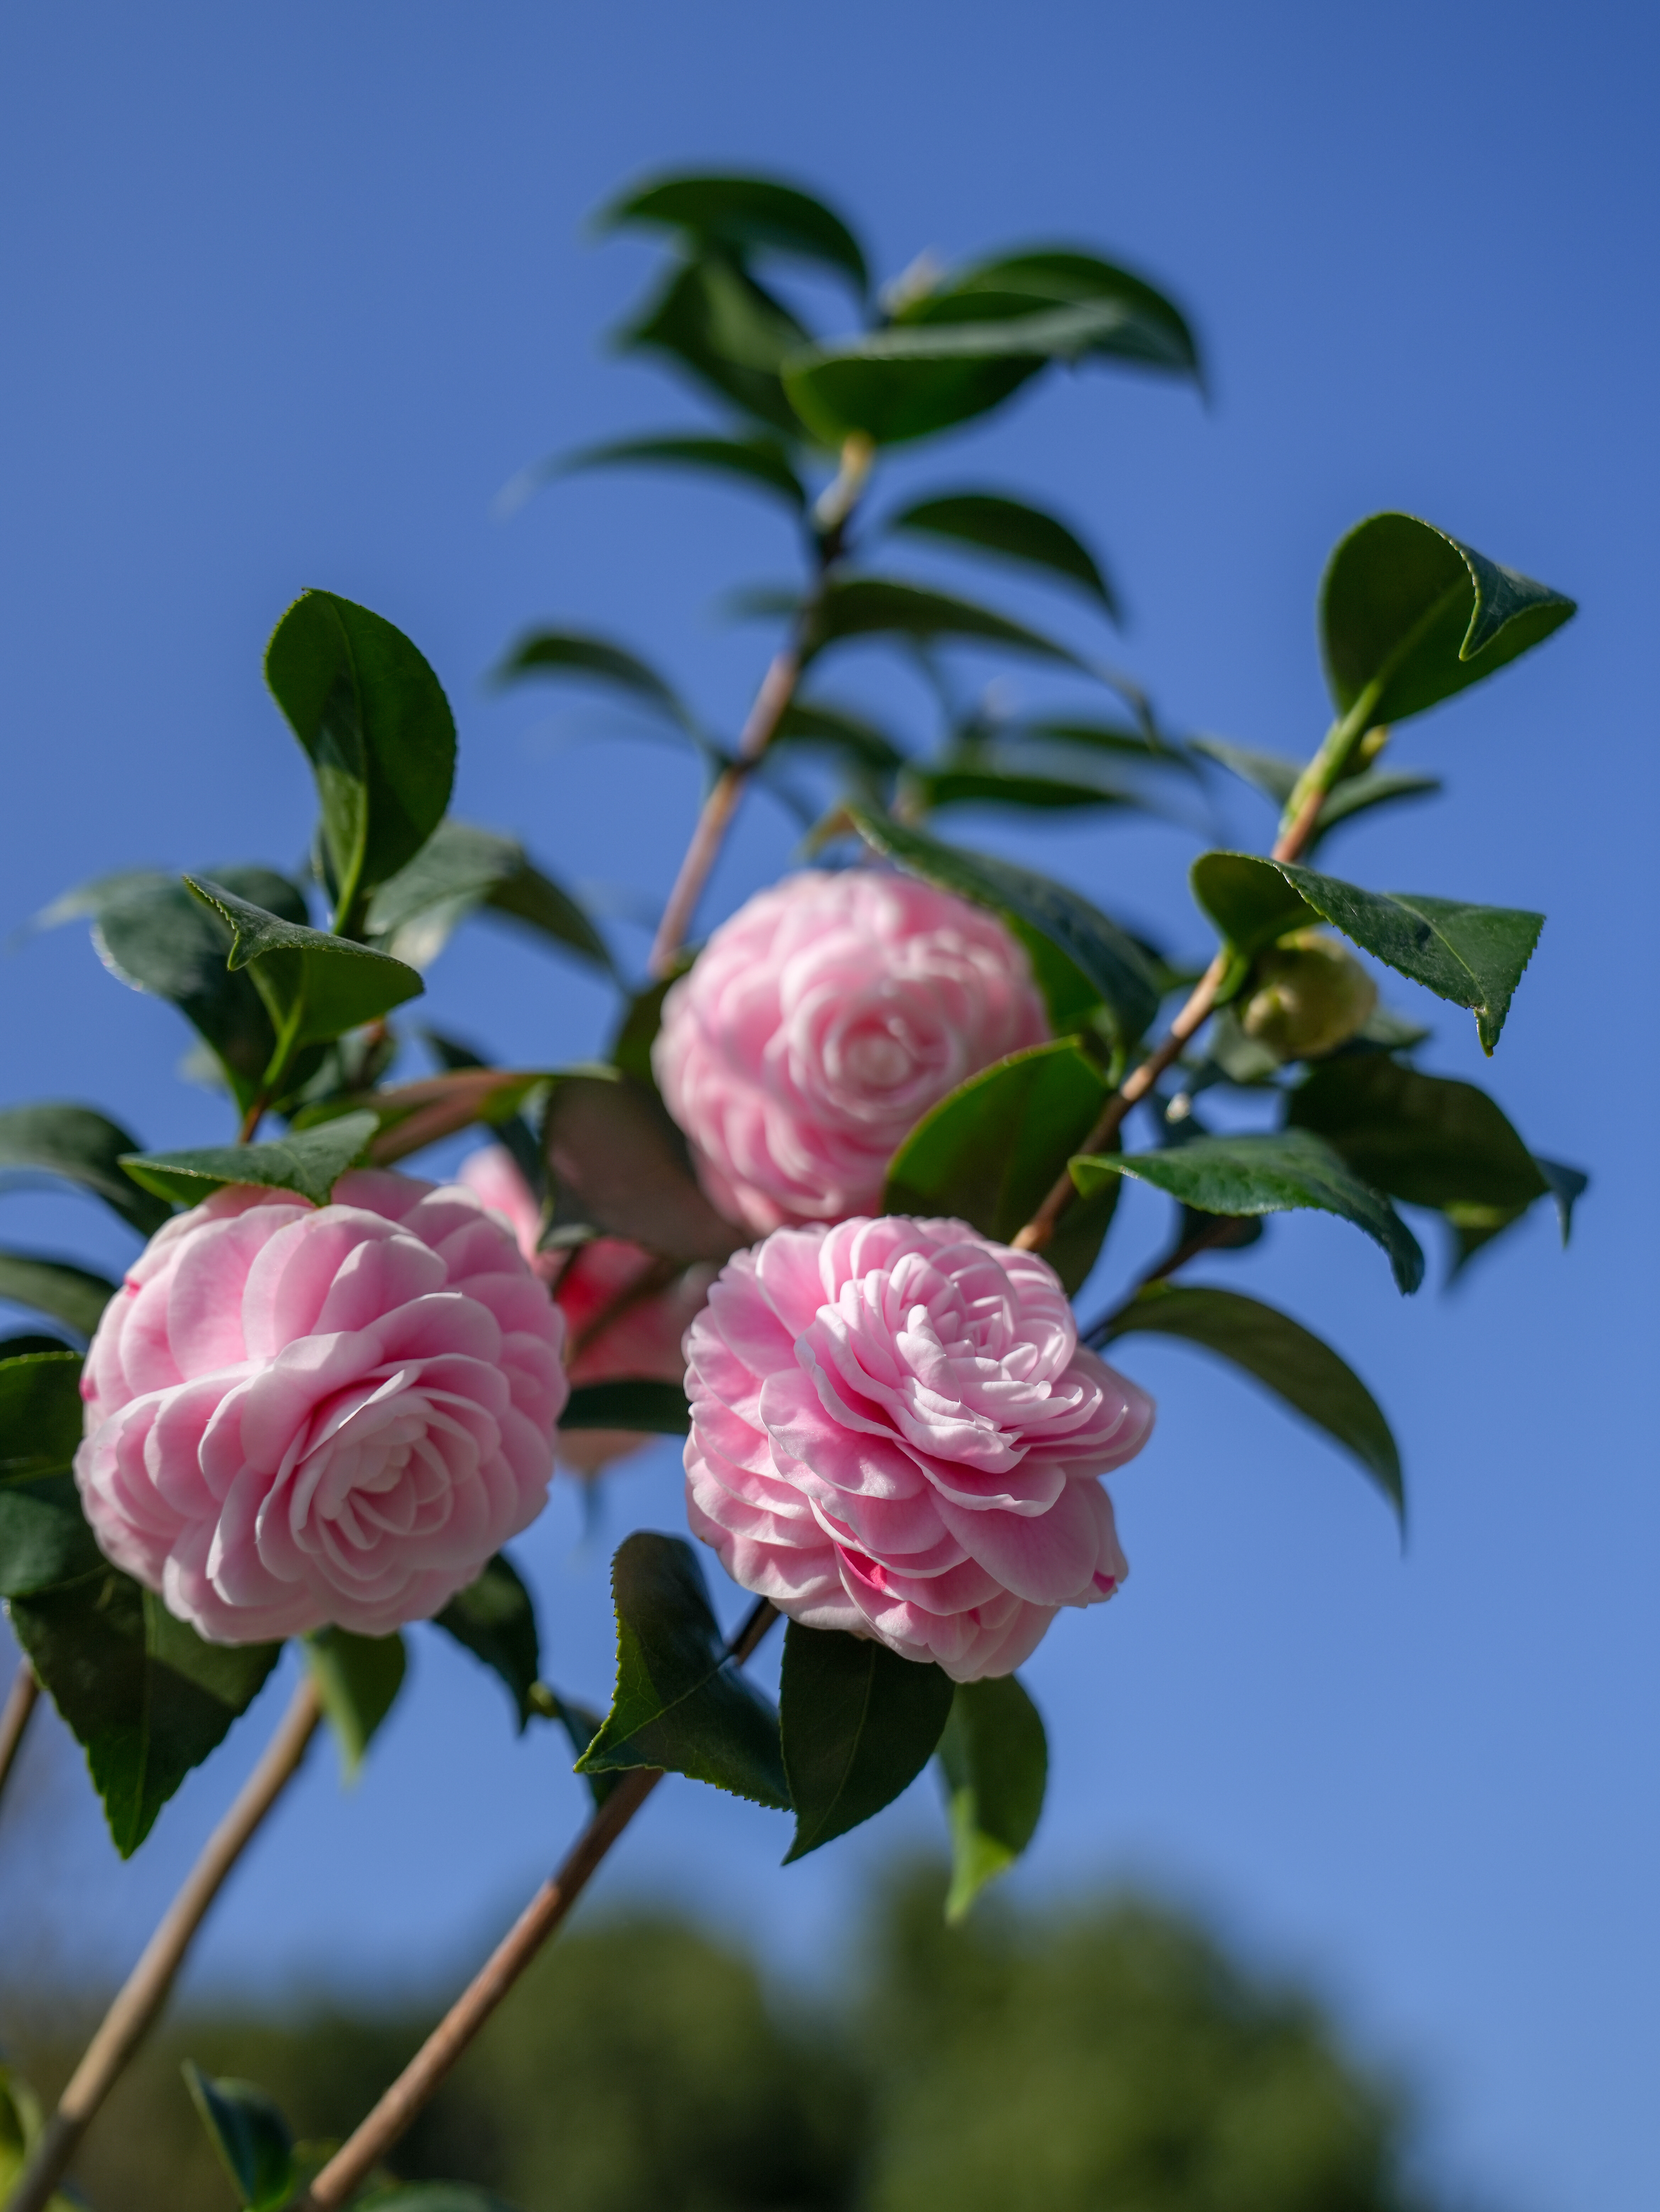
[0,5,1655,2208]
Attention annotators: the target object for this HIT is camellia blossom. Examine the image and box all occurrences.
[75,1170,568,1644]
[653,869,1049,1233]
[460,1145,714,1475]
[684,1215,1153,1680]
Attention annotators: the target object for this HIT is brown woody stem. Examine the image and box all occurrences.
[296,1597,780,2209]
[4,1674,323,2212]
[0,1661,39,1814]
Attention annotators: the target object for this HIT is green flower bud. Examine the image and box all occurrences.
[1239,930,1378,1061]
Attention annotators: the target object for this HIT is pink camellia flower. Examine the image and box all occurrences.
[684,1215,1153,1680]
[75,1170,568,1644]
[653,869,1049,1234]
[460,1145,714,1476]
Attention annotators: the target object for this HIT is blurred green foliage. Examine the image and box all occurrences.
[6,1875,1440,2212]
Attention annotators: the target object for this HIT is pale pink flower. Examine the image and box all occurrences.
[75,1171,568,1643]
[459,1146,712,1476]
[653,870,1049,1234]
[684,1216,1152,1680]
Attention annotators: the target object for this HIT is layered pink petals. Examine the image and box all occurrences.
[75,1170,569,1643]
[684,1216,1153,1681]
[653,870,1049,1233]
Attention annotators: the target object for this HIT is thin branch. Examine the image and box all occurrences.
[5,1674,323,2212]
[0,1660,39,1814]
[297,1596,780,2208]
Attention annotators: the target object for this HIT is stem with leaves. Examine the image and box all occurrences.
[294,1598,780,2209]
[0,1660,39,1814]
[4,1675,324,2212]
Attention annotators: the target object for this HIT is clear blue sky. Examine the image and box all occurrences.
[0,6,1654,2208]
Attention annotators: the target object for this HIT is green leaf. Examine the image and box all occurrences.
[120,1111,379,1210]
[886,492,1117,618]
[617,254,811,437]
[303,1627,406,1782]
[847,806,1160,1048]
[182,2064,296,2212]
[0,1250,117,1340]
[937,1675,1047,1922]
[908,765,1142,817]
[883,1042,1115,1294]
[1190,736,1301,805]
[1018,719,1192,772]
[433,1553,540,1732]
[365,818,612,975]
[1189,852,1543,1052]
[185,881,424,1052]
[560,1380,692,1435]
[805,577,1091,672]
[9,1573,280,1854]
[608,968,687,1097]
[0,1104,172,1236]
[600,170,868,294]
[780,1621,953,1862]
[1320,512,1575,729]
[530,431,807,512]
[1095,1283,1403,1520]
[1309,767,1443,839]
[543,1074,741,1263]
[903,248,1201,377]
[1537,1158,1589,1244]
[529,1684,622,1809]
[772,699,908,774]
[423,1031,546,1197]
[293,1071,551,1169]
[576,1532,790,1810]
[1286,1056,1547,1211]
[0,1350,101,1599]
[491,626,699,738]
[1072,1129,1424,1294]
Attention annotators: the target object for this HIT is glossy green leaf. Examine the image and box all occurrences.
[533,431,807,511]
[121,1111,379,1210]
[543,1074,741,1263]
[1095,1283,1402,1519]
[805,577,1090,671]
[618,254,810,436]
[0,1250,117,1340]
[560,1380,692,1435]
[265,591,456,933]
[772,699,908,774]
[303,1627,406,1782]
[1320,512,1575,728]
[937,1675,1047,1922]
[10,1571,280,1854]
[0,1103,171,1236]
[365,819,612,975]
[600,170,868,292]
[182,2064,295,2212]
[1073,1129,1424,1294]
[1190,852,1543,1051]
[902,248,1201,377]
[490,625,699,739]
[576,1532,790,1810]
[0,1351,101,1599]
[434,1553,541,1732]
[883,1042,1115,1294]
[886,492,1117,617]
[185,881,424,1050]
[847,806,1160,1048]
[780,1622,953,1862]
[1286,1056,1547,1210]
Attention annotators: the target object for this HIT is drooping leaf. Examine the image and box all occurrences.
[780,1621,953,1862]
[1536,1158,1589,1244]
[847,806,1160,1048]
[617,254,812,437]
[883,1042,1115,1293]
[265,591,456,933]
[184,881,424,1050]
[600,171,868,294]
[303,1627,407,1782]
[182,2065,296,2212]
[885,491,1117,617]
[365,819,612,975]
[1286,1056,1548,1210]
[530,431,807,512]
[1095,1282,1403,1519]
[10,1572,280,1854]
[0,1351,102,1599]
[1072,1129,1424,1294]
[560,1380,692,1435]
[490,626,700,740]
[805,577,1091,672]
[0,1104,171,1236]
[576,1532,790,1809]
[1190,851,1542,1052]
[543,1075,741,1263]
[0,1250,118,1340]
[433,1553,540,1732]
[937,1674,1047,1922]
[120,1112,379,1211]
